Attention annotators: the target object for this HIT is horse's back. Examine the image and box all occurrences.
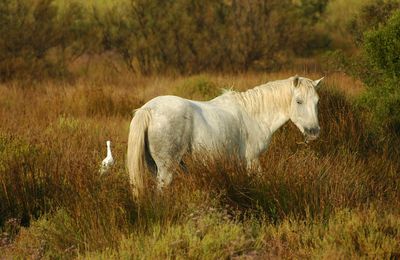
[141,95,244,156]
[143,95,192,117]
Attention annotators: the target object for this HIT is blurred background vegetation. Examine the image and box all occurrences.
[0,0,397,77]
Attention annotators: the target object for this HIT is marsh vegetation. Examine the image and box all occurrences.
[1,0,400,258]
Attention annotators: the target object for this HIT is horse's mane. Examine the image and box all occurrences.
[218,77,315,118]
[218,79,291,117]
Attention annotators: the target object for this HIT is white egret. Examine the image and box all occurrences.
[100,140,114,175]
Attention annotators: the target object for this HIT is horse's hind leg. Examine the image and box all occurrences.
[147,126,190,190]
[156,163,174,190]
[146,104,193,190]
[158,160,188,190]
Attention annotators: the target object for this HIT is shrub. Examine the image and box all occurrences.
[0,0,93,81]
[330,6,400,133]
[364,11,400,79]
[358,10,400,132]
[359,80,400,132]
[0,0,337,79]
[173,76,220,100]
[93,0,331,74]
[347,0,400,44]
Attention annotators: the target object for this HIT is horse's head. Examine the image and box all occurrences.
[289,76,324,143]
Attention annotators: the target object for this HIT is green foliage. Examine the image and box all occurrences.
[359,80,400,132]
[325,3,400,133]
[264,208,400,258]
[348,0,400,44]
[357,10,400,132]
[364,11,400,79]
[9,207,400,258]
[317,0,391,78]
[173,76,220,100]
[86,209,261,259]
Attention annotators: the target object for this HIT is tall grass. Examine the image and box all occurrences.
[1,73,399,258]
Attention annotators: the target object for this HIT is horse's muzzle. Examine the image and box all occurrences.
[304,127,320,142]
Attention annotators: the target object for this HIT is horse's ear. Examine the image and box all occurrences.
[292,75,300,88]
[314,77,324,89]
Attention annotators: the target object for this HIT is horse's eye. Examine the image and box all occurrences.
[296,100,303,105]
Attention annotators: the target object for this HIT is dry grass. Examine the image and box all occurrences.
[0,72,399,258]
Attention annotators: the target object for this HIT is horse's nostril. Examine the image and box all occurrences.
[311,127,320,136]
[312,128,317,135]
[305,127,320,136]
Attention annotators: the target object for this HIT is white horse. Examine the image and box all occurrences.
[127,76,323,196]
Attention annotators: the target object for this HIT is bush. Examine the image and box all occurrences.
[0,0,93,81]
[364,11,400,79]
[347,0,400,44]
[173,76,220,100]
[358,10,400,132]
[0,0,336,79]
[359,80,400,132]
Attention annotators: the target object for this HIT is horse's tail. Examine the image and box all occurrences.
[127,108,152,199]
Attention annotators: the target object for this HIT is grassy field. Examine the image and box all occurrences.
[0,72,399,258]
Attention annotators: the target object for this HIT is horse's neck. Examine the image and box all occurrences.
[234,83,292,134]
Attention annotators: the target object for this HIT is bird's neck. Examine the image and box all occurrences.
[107,146,112,157]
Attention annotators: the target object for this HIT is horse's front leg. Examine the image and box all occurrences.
[244,135,269,174]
